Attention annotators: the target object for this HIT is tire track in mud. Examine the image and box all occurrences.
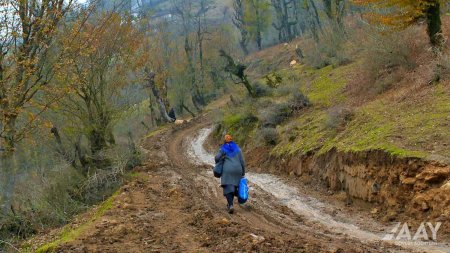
[186,126,450,253]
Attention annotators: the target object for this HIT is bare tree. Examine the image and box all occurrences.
[322,0,346,29]
[271,0,298,42]
[246,0,271,50]
[0,0,77,154]
[219,50,255,98]
[0,0,81,215]
[171,0,206,110]
[194,0,215,99]
[144,71,175,123]
[54,13,142,174]
[232,0,250,55]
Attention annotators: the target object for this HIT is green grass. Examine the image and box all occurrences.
[275,79,449,158]
[35,190,120,253]
[327,82,449,158]
[220,109,259,146]
[243,63,449,159]
[300,65,347,107]
[274,64,348,106]
[144,125,168,139]
[321,106,426,157]
[273,110,331,156]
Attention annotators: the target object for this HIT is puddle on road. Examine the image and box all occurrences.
[187,127,449,253]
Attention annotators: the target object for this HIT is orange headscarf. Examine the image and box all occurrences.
[224,134,233,143]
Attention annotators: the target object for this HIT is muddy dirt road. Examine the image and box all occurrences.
[47,118,449,253]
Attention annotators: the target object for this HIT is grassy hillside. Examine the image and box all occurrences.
[217,18,450,161]
[272,64,449,159]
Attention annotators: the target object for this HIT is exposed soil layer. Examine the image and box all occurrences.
[245,147,450,234]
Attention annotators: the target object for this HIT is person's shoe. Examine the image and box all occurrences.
[227,205,234,214]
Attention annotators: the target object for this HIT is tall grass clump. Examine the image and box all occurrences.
[215,105,259,146]
[304,28,351,69]
[256,127,279,145]
[354,26,427,94]
[258,103,293,128]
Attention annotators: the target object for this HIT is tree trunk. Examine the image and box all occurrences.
[197,19,207,94]
[323,0,346,33]
[336,0,346,28]
[184,37,205,107]
[281,0,293,41]
[148,93,157,126]
[89,128,108,155]
[240,40,249,55]
[425,1,443,48]
[303,0,321,41]
[255,6,263,50]
[232,0,250,55]
[256,30,262,50]
[191,96,201,112]
[323,0,332,20]
[75,137,89,175]
[2,114,18,154]
[51,126,78,169]
[181,102,196,118]
[241,75,256,97]
[0,152,17,215]
[219,50,256,98]
[309,0,323,32]
[292,0,300,37]
[145,72,175,123]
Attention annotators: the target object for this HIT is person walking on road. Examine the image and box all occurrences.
[215,134,246,214]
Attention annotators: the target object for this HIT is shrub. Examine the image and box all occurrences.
[79,142,142,203]
[288,91,310,112]
[257,127,279,146]
[433,52,450,82]
[358,26,424,93]
[304,28,351,69]
[275,83,298,97]
[252,81,272,98]
[223,110,258,128]
[0,162,85,242]
[0,213,36,240]
[219,107,259,145]
[264,72,283,88]
[259,103,292,128]
[325,106,354,131]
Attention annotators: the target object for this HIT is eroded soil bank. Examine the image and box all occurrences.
[245,146,450,232]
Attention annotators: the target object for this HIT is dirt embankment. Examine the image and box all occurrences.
[246,146,450,231]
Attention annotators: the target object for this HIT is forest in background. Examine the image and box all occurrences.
[0,0,449,248]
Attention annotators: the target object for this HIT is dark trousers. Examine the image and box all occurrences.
[225,192,235,207]
[223,185,245,207]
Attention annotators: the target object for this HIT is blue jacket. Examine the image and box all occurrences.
[215,142,245,186]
